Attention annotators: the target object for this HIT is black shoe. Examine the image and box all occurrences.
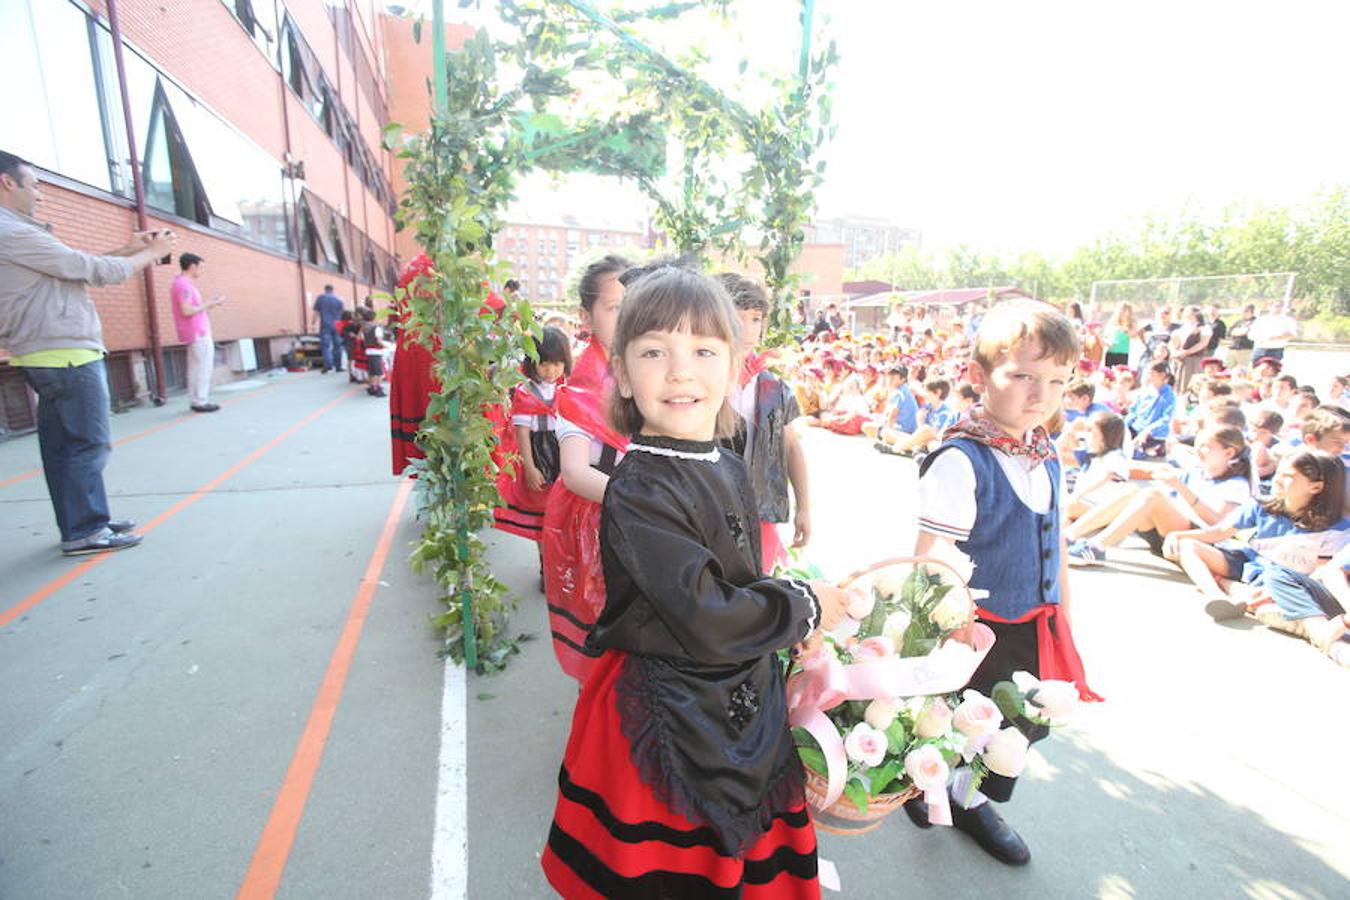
[902,796,932,829]
[191,403,221,413]
[109,519,136,534]
[321,368,332,373]
[950,801,1031,866]
[63,532,143,557]
[873,440,899,455]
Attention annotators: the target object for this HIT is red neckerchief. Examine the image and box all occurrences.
[510,381,557,418]
[943,405,1055,466]
[570,341,611,393]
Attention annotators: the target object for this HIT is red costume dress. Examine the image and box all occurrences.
[542,435,822,898]
[492,381,560,540]
[541,341,626,683]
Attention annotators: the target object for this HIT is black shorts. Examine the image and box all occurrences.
[366,354,386,376]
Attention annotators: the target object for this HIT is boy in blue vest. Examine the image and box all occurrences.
[906,299,1101,865]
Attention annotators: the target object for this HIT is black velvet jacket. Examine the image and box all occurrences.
[593,434,819,855]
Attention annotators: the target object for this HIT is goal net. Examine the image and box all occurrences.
[1088,272,1296,317]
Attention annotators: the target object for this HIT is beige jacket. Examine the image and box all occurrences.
[0,206,134,356]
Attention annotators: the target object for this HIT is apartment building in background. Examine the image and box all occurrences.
[0,0,403,434]
[810,216,922,270]
[498,218,650,303]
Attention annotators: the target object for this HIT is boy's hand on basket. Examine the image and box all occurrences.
[808,581,849,633]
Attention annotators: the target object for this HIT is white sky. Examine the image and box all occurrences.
[408,1,1350,258]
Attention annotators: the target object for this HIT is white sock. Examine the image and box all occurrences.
[950,766,987,809]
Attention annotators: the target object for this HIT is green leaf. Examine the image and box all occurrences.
[991,681,1026,723]
[884,718,909,754]
[868,760,902,795]
[844,778,869,813]
[796,745,828,776]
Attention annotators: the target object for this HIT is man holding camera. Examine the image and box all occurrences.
[0,151,176,555]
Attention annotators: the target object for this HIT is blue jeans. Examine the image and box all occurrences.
[319,325,344,371]
[21,359,113,543]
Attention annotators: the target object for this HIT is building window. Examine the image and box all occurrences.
[219,0,279,65]
[143,83,210,225]
[0,0,115,192]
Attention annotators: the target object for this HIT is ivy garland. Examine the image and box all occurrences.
[393,3,837,670]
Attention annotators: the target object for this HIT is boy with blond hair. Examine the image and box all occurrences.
[905,300,1101,865]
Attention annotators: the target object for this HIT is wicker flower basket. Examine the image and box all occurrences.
[802,768,921,835]
[793,556,977,836]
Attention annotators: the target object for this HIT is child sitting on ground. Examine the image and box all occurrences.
[1066,424,1253,564]
[1166,450,1347,622]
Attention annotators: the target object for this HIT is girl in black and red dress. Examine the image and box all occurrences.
[541,266,846,898]
[494,326,572,542]
[541,255,631,683]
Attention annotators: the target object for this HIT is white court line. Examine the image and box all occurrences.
[430,656,468,900]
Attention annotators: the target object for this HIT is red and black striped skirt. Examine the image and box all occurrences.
[542,651,820,899]
[540,486,607,684]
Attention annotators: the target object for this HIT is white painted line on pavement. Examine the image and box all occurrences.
[430,655,468,900]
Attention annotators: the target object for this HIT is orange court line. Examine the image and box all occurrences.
[0,377,290,491]
[236,477,415,900]
[0,387,358,630]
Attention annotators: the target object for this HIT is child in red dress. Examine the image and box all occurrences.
[541,265,847,898]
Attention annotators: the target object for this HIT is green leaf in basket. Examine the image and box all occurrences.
[796,745,828,776]
[901,568,926,606]
[868,760,902,795]
[884,718,910,754]
[859,586,889,638]
[991,680,1026,724]
[844,778,870,813]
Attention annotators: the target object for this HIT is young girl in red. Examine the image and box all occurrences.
[541,265,846,898]
[494,326,572,543]
[542,256,631,682]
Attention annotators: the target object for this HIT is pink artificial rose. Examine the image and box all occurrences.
[864,698,901,731]
[982,727,1030,777]
[844,722,888,768]
[913,698,953,739]
[904,744,950,792]
[952,690,1002,737]
[852,636,896,661]
[845,585,875,620]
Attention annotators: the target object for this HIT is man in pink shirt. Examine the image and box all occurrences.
[171,253,225,412]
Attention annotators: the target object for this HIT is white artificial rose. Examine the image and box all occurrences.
[912,698,953,739]
[864,698,901,731]
[951,690,1002,737]
[883,609,912,645]
[982,727,1030,777]
[1029,679,1079,722]
[929,587,974,631]
[844,722,888,767]
[870,567,909,603]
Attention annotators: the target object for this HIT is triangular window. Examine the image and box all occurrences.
[142,81,209,224]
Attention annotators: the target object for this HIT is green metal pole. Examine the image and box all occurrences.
[799,0,815,84]
[430,0,475,669]
[432,0,448,114]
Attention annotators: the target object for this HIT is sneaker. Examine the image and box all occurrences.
[63,531,143,556]
[190,403,221,413]
[1067,539,1105,566]
[108,519,137,534]
[873,440,899,455]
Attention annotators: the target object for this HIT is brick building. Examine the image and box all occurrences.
[1,0,403,434]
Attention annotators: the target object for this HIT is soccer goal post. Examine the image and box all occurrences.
[1088,272,1296,316]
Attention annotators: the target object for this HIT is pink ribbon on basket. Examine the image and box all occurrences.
[786,624,996,813]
